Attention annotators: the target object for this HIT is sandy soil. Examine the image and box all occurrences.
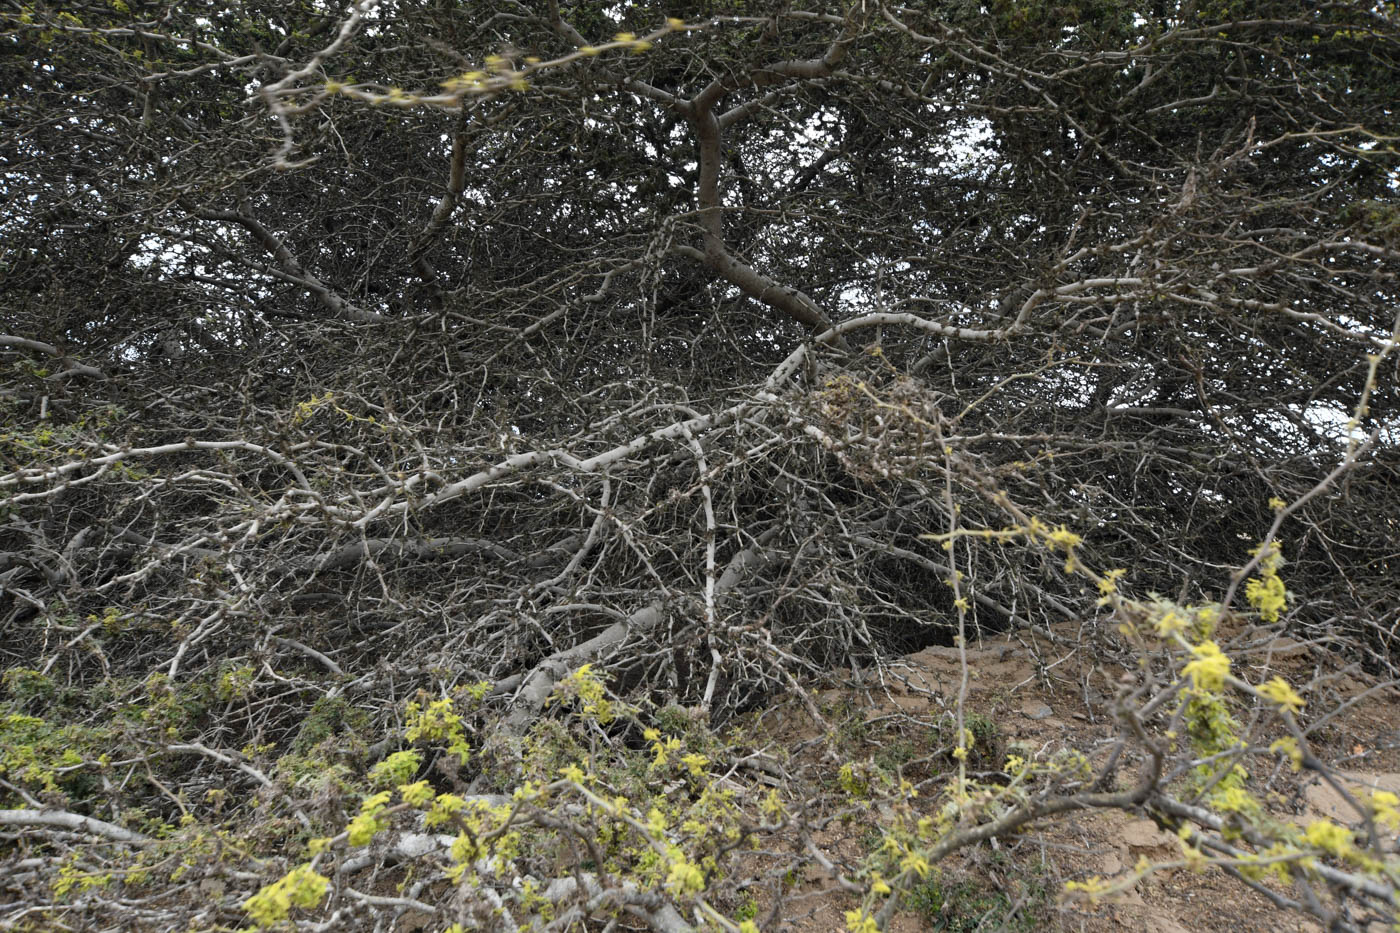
[749,620,1400,932]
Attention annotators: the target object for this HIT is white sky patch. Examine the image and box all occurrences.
[937,117,995,175]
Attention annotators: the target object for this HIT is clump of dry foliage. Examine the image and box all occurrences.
[2,1,1399,930]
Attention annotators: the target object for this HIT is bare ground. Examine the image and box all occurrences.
[745,620,1400,932]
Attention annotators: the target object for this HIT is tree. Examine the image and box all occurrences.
[2,2,1399,930]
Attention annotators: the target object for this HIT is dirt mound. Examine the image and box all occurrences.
[756,620,1400,932]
